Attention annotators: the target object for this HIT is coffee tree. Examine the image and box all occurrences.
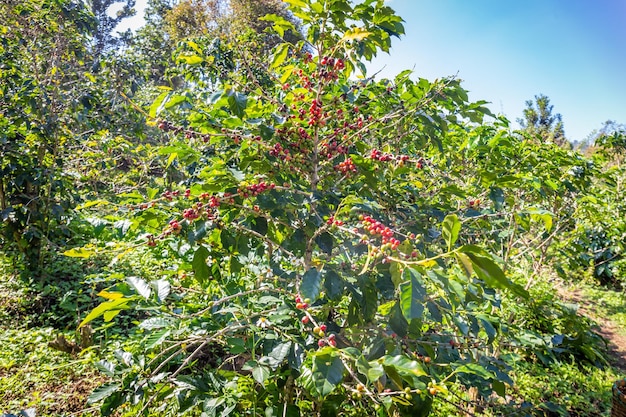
[80,0,535,415]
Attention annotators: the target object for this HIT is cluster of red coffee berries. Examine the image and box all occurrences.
[468,198,481,208]
[359,215,401,250]
[370,149,413,166]
[295,294,309,310]
[326,216,344,226]
[269,143,291,161]
[168,219,182,234]
[238,181,276,198]
[318,332,337,348]
[369,148,394,162]
[182,205,202,221]
[198,193,220,208]
[157,120,211,143]
[317,57,345,82]
[308,99,324,127]
[334,157,357,174]
[161,190,180,201]
[320,139,349,160]
[295,68,313,90]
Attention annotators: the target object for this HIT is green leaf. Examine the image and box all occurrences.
[152,279,170,302]
[269,342,292,365]
[342,27,372,42]
[149,91,169,118]
[145,329,170,349]
[462,251,529,299]
[270,43,290,68]
[390,261,403,287]
[526,208,554,232]
[388,302,408,337]
[177,54,204,65]
[324,269,344,300]
[164,94,189,109]
[399,269,425,320]
[87,383,120,404]
[95,360,116,377]
[455,252,474,277]
[300,267,322,301]
[259,14,297,38]
[79,298,131,328]
[381,355,427,377]
[315,232,334,255]
[312,354,344,397]
[454,363,494,380]
[477,315,497,343]
[192,246,211,284]
[126,276,151,299]
[243,361,271,384]
[493,379,506,397]
[227,90,247,118]
[442,214,461,251]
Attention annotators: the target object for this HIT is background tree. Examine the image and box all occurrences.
[0,0,97,272]
[89,0,136,62]
[518,94,568,147]
[163,0,300,44]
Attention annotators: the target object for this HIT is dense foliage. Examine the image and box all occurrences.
[1,0,625,416]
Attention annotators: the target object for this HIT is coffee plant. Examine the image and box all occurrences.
[72,1,605,415]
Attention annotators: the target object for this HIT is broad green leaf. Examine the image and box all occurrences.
[315,232,334,254]
[76,200,109,210]
[464,252,528,299]
[95,360,116,377]
[149,91,169,118]
[103,310,122,322]
[227,90,247,118]
[493,379,506,397]
[455,252,474,277]
[252,365,270,384]
[342,27,372,42]
[381,355,427,377]
[164,94,189,109]
[270,43,290,68]
[177,54,204,65]
[88,383,120,404]
[259,14,297,37]
[454,363,494,380]
[192,246,211,284]
[152,279,171,302]
[388,302,408,337]
[526,208,554,232]
[145,329,170,349]
[283,0,307,8]
[79,298,131,328]
[63,247,94,258]
[97,290,124,300]
[324,269,344,300]
[476,315,497,343]
[399,269,425,319]
[442,214,461,251]
[269,342,292,365]
[390,261,403,287]
[312,354,344,397]
[300,267,322,301]
[126,276,151,299]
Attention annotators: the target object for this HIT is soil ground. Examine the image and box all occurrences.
[559,287,626,371]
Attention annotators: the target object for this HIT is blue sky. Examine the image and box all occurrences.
[370,0,626,142]
[116,0,625,142]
